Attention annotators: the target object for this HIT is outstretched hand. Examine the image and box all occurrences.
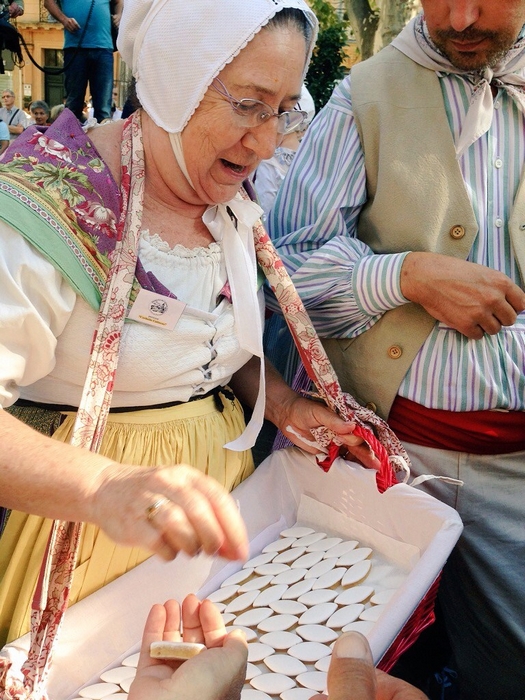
[90,464,249,562]
[128,596,248,700]
[311,632,428,700]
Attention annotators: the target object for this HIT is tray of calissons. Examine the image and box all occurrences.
[7,448,462,700]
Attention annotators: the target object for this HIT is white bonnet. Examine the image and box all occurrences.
[118,0,318,134]
[298,84,316,124]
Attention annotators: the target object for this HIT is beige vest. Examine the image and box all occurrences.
[323,46,525,419]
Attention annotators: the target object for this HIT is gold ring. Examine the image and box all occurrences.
[146,497,169,522]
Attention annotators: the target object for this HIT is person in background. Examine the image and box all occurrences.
[29,100,50,126]
[48,102,65,123]
[1,0,23,19]
[0,118,8,155]
[43,0,121,122]
[111,84,122,120]
[270,1,525,698]
[128,597,427,700]
[0,89,27,141]
[254,84,315,220]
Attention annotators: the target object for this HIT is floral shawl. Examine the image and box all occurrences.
[0,109,174,311]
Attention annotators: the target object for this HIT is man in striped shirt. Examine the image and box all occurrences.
[270,2,525,699]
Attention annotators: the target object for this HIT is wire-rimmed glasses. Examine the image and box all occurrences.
[211,78,308,134]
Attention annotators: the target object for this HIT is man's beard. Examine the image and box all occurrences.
[432,26,518,71]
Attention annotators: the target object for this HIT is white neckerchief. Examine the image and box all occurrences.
[169,131,266,451]
[392,15,525,158]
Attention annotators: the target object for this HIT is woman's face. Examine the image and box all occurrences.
[31,108,48,126]
[181,24,307,205]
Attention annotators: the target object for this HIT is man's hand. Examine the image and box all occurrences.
[8,1,23,18]
[128,597,248,700]
[311,632,428,700]
[401,252,525,339]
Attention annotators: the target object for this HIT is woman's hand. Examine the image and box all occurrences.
[277,394,379,470]
[128,596,248,700]
[90,463,249,562]
[311,632,428,700]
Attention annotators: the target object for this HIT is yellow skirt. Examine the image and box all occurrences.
[0,393,254,645]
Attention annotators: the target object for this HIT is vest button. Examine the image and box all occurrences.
[365,402,377,412]
[449,225,465,239]
[387,345,402,359]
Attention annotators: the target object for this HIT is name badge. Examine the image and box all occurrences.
[127,288,186,330]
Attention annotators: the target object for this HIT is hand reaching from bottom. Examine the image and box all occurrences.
[311,632,428,700]
[128,596,248,700]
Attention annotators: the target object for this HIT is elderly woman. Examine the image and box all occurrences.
[28,100,50,126]
[0,0,363,646]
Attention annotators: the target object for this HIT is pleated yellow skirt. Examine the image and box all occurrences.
[0,393,254,646]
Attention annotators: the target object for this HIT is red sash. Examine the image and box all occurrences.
[389,396,525,455]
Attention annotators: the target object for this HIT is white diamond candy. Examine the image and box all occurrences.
[209,585,239,603]
[221,613,236,625]
[298,589,338,606]
[119,678,134,694]
[280,526,315,538]
[282,579,315,599]
[311,568,346,590]
[270,599,307,615]
[247,642,275,662]
[254,585,289,607]
[359,604,386,622]
[235,607,273,627]
[221,567,254,587]
[259,631,302,650]
[288,642,332,662]
[296,671,328,692]
[121,653,140,668]
[299,603,337,625]
[326,604,365,628]
[244,552,275,568]
[225,625,257,641]
[291,551,325,569]
[304,558,338,580]
[213,602,226,613]
[241,690,272,700]
[263,537,297,553]
[264,654,307,676]
[297,624,338,644]
[292,532,327,548]
[337,547,373,567]
[245,663,262,681]
[251,673,296,694]
[238,575,273,593]
[315,656,331,673]
[273,547,307,564]
[78,683,120,698]
[370,589,397,605]
[341,620,375,635]
[281,689,318,700]
[306,537,343,552]
[335,586,374,605]
[322,540,359,559]
[100,668,136,684]
[255,563,290,576]
[272,568,308,585]
[257,614,298,632]
[226,590,260,614]
[341,560,372,586]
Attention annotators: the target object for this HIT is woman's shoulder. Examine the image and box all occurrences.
[86,119,126,186]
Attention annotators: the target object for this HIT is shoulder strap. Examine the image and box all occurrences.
[8,109,19,125]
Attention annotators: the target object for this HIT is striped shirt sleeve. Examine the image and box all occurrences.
[269,76,410,338]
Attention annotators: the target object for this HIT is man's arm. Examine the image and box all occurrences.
[43,0,80,32]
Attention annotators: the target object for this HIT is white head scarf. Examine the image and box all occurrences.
[118,0,318,134]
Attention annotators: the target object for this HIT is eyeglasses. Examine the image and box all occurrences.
[211,78,308,135]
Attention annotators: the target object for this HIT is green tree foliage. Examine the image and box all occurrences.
[307,0,350,111]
